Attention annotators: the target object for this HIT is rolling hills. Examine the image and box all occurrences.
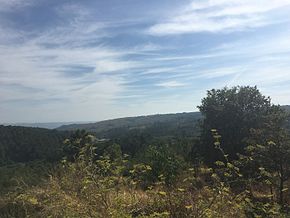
[57,112,202,138]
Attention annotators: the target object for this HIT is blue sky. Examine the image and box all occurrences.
[1,0,290,123]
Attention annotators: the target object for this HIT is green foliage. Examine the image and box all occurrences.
[0,125,67,164]
[197,86,282,163]
[1,131,289,217]
[0,161,53,195]
[144,145,185,186]
[58,112,201,159]
[239,139,290,207]
[57,112,201,138]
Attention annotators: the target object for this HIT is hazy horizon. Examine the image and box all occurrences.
[1,0,290,123]
[2,110,200,127]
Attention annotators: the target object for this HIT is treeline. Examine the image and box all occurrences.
[0,103,289,166]
[0,126,67,164]
[58,112,202,156]
[0,113,201,166]
[57,112,202,135]
[0,121,198,167]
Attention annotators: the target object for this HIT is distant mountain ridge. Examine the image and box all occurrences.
[57,112,200,130]
[2,121,93,129]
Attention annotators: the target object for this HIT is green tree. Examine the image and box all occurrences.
[145,144,184,185]
[239,119,290,207]
[197,86,283,163]
[63,129,90,161]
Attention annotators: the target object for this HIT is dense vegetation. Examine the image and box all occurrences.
[57,112,202,139]
[57,112,202,159]
[0,126,67,164]
[0,86,289,217]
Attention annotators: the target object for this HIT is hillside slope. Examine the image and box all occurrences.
[57,112,202,138]
[0,126,67,164]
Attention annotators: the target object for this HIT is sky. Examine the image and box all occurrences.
[1,0,290,123]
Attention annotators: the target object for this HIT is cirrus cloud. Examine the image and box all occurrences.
[148,0,290,35]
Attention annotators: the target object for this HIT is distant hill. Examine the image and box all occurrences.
[3,121,91,129]
[57,112,202,138]
[57,112,203,157]
[282,105,290,111]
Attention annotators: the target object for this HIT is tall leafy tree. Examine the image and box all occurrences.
[197,86,284,163]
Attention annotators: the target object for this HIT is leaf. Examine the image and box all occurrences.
[28,197,38,205]
[267,141,276,146]
[145,165,152,170]
[224,172,231,177]
[185,205,193,209]
[226,163,234,169]
[215,161,225,166]
[211,173,219,180]
[214,142,220,147]
[245,198,251,203]
[158,191,167,196]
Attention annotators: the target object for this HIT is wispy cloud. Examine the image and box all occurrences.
[1,1,290,122]
[0,4,141,113]
[156,81,186,88]
[0,0,37,11]
[148,0,290,35]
